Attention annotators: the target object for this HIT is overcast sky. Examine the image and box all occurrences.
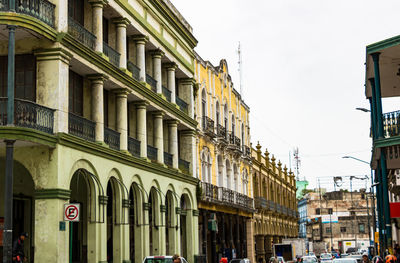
[172,0,400,190]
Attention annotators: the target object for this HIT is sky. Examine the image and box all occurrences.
[172,0,400,191]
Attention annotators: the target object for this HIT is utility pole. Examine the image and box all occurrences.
[3,0,16,261]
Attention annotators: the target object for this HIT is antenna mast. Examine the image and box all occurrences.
[293,147,301,180]
[237,42,243,97]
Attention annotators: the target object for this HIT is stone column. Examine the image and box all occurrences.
[151,49,164,94]
[115,89,129,151]
[89,0,106,53]
[113,18,130,69]
[53,0,68,32]
[135,101,148,158]
[168,120,179,169]
[132,35,149,82]
[179,78,195,118]
[153,111,164,164]
[165,63,177,103]
[35,49,72,134]
[88,74,107,143]
[256,235,265,263]
[264,236,272,259]
[34,196,69,263]
[180,129,197,176]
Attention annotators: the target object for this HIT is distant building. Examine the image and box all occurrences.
[298,198,308,239]
[296,180,309,199]
[304,190,373,253]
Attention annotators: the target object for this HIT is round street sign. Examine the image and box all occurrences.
[64,203,80,222]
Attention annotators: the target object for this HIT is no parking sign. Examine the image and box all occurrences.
[64,203,80,222]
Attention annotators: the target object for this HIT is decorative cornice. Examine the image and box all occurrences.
[150,49,165,58]
[131,34,149,43]
[35,188,71,200]
[112,17,130,26]
[34,47,73,64]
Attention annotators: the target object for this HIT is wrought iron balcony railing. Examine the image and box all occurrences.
[146,74,157,93]
[216,124,227,139]
[68,112,96,141]
[147,145,157,161]
[268,200,276,212]
[200,182,254,210]
[128,137,140,157]
[176,96,188,114]
[162,86,171,102]
[68,17,96,50]
[202,116,214,135]
[164,152,173,167]
[104,127,120,150]
[0,0,55,27]
[127,61,140,81]
[179,158,190,174]
[0,98,55,134]
[103,42,120,68]
[254,196,268,210]
[243,145,251,157]
[383,110,400,138]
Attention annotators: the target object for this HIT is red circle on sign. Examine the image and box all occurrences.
[65,205,79,220]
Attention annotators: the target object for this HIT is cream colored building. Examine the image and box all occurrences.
[0,0,199,262]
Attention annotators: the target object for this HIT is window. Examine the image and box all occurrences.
[0,55,36,101]
[69,70,83,116]
[103,17,109,43]
[359,223,365,233]
[315,208,320,215]
[328,208,333,214]
[326,227,331,233]
[216,102,220,125]
[340,227,346,233]
[103,89,109,127]
[231,114,235,135]
[241,123,244,146]
[68,0,84,24]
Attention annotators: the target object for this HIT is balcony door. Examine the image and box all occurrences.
[0,54,36,102]
[68,0,84,24]
[68,70,83,116]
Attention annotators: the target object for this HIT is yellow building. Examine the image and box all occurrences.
[194,53,254,263]
[252,143,298,262]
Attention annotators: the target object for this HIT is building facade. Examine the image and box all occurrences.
[304,191,373,253]
[0,0,200,262]
[364,35,400,254]
[252,143,298,262]
[298,198,308,239]
[194,54,254,263]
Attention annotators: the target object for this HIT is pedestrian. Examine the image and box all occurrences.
[12,232,28,263]
[363,253,370,263]
[173,254,181,263]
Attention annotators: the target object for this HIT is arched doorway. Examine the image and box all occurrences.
[106,177,122,263]
[129,182,144,263]
[0,159,34,262]
[165,190,175,255]
[180,193,193,262]
[148,187,160,255]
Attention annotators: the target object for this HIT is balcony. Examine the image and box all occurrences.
[68,113,96,141]
[228,133,241,150]
[179,158,190,174]
[147,145,157,161]
[216,124,227,139]
[104,127,120,150]
[243,145,251,157]
[127,61,140,81]
[128,137,140,157]
[164,152,173,167]
[254,196,268,210]
[146,74,157,93]
[200,182,254,211]
[176,96,188,114]
[0,0,55,27]
[268,200,276,212]
[202,116,215,137]
[0,98,54,134]
[68,18,96,50]
[162,86,171,102]
[103,42,120,68]
[383,110,400,138]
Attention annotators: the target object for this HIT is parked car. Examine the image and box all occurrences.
[230,259,251,263]
[269,257,285,263]
[320,253,333,263]
[344,254,362,263]
[301,256,318,263]
[143,256,189,263]
[332,258,358,263]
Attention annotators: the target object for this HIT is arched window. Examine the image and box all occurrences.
[207,155,211,183]
[201,89,207,130]
[231,114,235,136]
[216,101,220,125]
[242,169,248,195]
[201,148,212,183]
[201,152,207,182]
[241,123,245,146]
[224,104,228,129]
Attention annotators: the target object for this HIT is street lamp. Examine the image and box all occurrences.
[355,107,371,113]
[342,155,375,256]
